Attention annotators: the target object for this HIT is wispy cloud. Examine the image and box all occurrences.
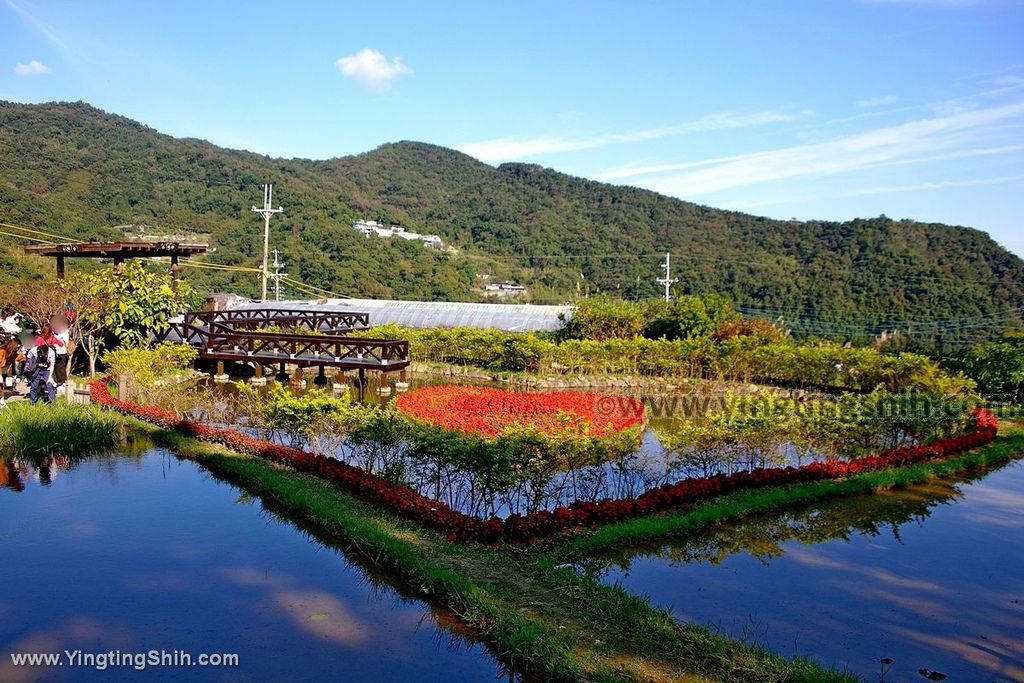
[4,0,69,55]
[612,101,1024,197]
[13,59,50,76]
[335,48,412,91]
[855,95,899,108]
[731,174,1024,210]
[458,110,814,163]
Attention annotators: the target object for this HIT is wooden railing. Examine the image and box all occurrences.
[191,308,370,334]
[163,316,409,370]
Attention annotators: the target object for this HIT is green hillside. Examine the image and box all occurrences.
[1,100,1022,344]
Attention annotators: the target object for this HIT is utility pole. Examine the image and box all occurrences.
[251,184,284,301]
[271,249,288,302]
[656,251,678,302]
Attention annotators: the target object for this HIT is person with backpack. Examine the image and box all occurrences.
[48,315,71,389]
[25,334,56,404]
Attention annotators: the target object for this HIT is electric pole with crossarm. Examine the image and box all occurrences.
[251,184,284,301]
[656,252,678,302]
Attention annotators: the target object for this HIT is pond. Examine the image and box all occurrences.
[196,374,845,519]
[0,447,520,682]
[580,459,1024,682]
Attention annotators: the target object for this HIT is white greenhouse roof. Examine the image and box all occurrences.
[235,298,571,332]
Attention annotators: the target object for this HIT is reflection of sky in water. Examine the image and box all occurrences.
[0,449,516,683]
[586,460,1024,682]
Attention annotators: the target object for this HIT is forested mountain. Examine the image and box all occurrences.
[1,100,1022,344]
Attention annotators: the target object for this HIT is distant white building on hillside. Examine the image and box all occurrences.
[352,219,443,248]
[482,281,528,298]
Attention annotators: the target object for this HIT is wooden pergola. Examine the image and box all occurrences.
[25,241,209,292]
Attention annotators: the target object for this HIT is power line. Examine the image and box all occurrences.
[463,250,1024,288]
[280,276,351,300]
[179,258,262,273]
[0,220,76,242]
[0,228,56,245]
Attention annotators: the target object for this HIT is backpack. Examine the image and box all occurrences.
[24,345,51,376]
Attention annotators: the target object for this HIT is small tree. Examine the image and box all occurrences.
[59,275,110,376]
[60,262,196,374]
[4,279,64,328]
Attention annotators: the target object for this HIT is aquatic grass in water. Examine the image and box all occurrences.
[0,401,125,457]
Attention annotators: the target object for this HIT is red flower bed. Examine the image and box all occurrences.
[395,385,644,438]
[92,379,998,545]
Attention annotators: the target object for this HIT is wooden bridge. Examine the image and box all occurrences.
[162,307,409,393]
[192,308,371,335]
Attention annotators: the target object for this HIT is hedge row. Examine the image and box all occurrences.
[369,324,971,394]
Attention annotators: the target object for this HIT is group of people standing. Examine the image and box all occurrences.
[0,307,72,405]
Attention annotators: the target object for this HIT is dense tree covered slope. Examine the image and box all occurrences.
[1,100,1021,341]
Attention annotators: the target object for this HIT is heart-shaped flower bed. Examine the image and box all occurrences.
[395,385,645,438]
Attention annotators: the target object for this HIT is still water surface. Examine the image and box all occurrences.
[583,460,1024,682]
[0,447,516,682]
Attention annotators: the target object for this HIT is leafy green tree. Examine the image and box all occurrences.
[558,295,646,340]
[644,294,739,340]
[953,330,1024,401]
[61,262,194,372]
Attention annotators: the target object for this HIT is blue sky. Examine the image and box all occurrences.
[3,0,1023,254]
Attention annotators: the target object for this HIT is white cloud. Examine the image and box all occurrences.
[731,174,1024,210]
[621,101,1024,197]
[458,110,814,163]
[335,48,412,91]
[13,59,50,76]
[855,95,899,108]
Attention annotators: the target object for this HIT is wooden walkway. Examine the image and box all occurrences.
[163,308,409,377]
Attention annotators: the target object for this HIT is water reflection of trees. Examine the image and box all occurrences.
[182,380,975,519]
[581,472,997,576]
[0,434,152,492]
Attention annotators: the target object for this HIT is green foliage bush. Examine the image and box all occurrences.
[950,329,1024,401]
[102,342,198,391]
[558,294,739,342]
[237,383,406,477]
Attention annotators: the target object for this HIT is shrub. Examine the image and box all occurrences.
[367,323,972,393]
[558,295,647,341]
[103,342,198,389]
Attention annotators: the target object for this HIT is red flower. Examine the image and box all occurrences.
[395,385,644,438]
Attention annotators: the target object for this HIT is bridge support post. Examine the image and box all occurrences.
[276,363,288,382]
[291,367,307,390]
[395,369,409,392]
[357,368,366,401]
[250,364,267,386]
[213,361,229,383]
[313,366,328,387]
